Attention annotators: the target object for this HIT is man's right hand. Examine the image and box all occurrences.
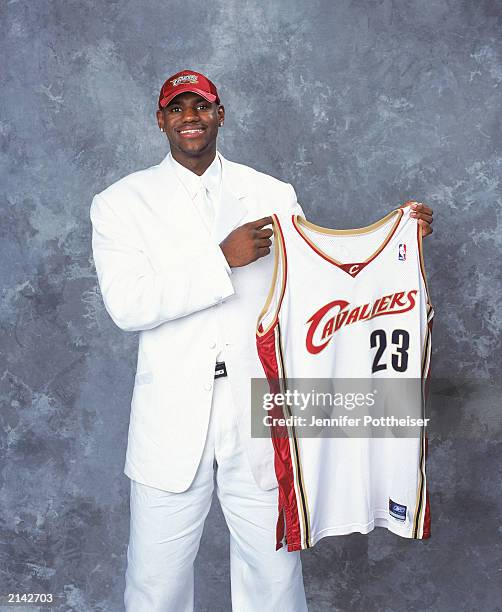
[220,216,274,268]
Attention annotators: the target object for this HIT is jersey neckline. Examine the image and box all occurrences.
[292,206,405,277]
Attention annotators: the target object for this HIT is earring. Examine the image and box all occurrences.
[160,127,164,132]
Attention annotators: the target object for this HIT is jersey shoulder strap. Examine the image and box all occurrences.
[256,213,289,337]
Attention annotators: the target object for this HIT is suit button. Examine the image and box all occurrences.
[209,341,216,349]
[204,382,213,391]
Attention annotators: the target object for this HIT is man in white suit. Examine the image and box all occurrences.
[90,69,433,612]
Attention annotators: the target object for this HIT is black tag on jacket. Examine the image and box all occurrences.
[214,361,227,378]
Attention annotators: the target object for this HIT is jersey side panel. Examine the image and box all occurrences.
[255,215,305,550]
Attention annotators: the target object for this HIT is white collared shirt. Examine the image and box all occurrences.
[169,151,229,364]
[170,152,222,233]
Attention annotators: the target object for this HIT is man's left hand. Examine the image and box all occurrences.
[408,201,433,237]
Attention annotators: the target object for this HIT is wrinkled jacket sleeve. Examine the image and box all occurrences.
[90,193,235,332]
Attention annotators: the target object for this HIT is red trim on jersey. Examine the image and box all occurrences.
[291,208,404,278]
[256,323,302,551]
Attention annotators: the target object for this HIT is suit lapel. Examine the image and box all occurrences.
[155,153,211,236]
[155,152,250,245]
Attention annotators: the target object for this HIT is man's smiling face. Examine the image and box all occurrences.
[157,91,225,159]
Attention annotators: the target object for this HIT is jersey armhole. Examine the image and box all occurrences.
[417,223,434,321]
[256,214,287,337]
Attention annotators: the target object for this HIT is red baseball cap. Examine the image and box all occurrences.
[158,70,220,109]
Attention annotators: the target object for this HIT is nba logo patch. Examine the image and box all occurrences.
[398,244,406,261]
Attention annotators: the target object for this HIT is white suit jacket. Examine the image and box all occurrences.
[90,152,304,492]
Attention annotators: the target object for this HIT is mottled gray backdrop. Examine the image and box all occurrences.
[1,0,501,610]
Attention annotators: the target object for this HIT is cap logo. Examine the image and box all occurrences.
[170,74,199,87]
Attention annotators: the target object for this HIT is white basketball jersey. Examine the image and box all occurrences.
[256,204,433,552]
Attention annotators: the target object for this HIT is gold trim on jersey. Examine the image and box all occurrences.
[412,427,427,538]
[256,215,287,337]
[417,223,435,315]
[409,218,434,539]
[412,309,433,538]
[293,207,404,267]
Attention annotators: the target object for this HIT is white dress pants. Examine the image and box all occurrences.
[124,375,308,612]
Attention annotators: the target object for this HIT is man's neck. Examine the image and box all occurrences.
[170,148,217,176]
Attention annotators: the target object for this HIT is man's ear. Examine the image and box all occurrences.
[156,109,164,131]
[217,105,225,124]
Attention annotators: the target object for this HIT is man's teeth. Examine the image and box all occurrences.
[180,129,203,134]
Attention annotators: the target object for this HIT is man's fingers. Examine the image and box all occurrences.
[250,216,274,229]
[413,212,433,224]
[256,237,272,248]
[418,219,433,236]
[255,228,274,239]
[410,201,433,216]
[256,246,271,258]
